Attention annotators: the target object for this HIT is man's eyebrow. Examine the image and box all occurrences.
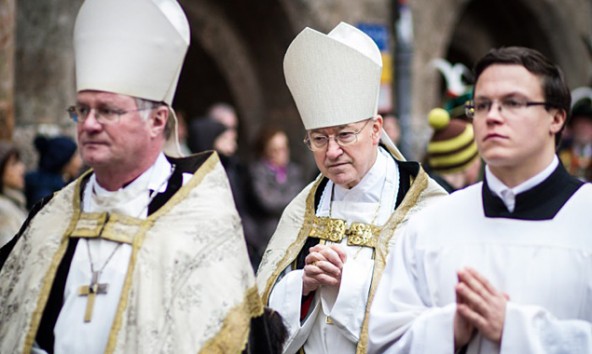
[475,92,528,100]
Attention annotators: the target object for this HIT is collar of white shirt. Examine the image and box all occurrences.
[485,155,559,213]
[85,153,172,217]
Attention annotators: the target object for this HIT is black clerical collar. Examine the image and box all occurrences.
[482,163,584,220]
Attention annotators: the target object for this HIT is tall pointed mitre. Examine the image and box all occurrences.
[284,22,382,130]
[74,0,190,105]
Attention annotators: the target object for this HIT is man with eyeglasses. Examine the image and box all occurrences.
[256,22,446,354]
[0,0,266,353]
[369,47,592,354]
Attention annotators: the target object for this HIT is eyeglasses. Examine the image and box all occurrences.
[66,105,155,124]
[304,119,372,151]
[465,98,549,119]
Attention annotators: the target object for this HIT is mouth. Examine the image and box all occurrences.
[483,133,507,142]
[326,161,349,169]
[81,141,107,148]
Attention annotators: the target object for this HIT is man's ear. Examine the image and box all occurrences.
[150,105,169,138]
[372,115,383,143]
[550,108,567,135]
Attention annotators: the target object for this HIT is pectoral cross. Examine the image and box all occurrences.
[78,271,109,322]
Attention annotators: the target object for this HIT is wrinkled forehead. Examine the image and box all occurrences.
[309,124,348,135]
[76,90,136,106]
[308,118,369,135]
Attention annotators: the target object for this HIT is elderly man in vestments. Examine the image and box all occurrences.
[0,0,263,353]
[368,47,592,354]
[256,22,446,354]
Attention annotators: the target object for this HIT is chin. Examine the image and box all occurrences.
[480,147,510,164]
[483,154,517,169]
[332,176,357,189]
[81,154,108,168]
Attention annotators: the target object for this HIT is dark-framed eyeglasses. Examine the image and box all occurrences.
[465,98,549,119]
[303,118,373,151]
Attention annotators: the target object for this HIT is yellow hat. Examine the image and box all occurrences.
[427,108,479,173]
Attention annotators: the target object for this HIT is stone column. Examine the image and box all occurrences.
[14,0,81,166]
[0,0,15,140]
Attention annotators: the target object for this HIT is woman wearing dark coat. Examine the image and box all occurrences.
[248,127,306,268]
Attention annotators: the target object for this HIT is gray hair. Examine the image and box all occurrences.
[133,97,173,138]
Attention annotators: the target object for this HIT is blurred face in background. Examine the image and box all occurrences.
[265,132,290,167]
[210,106,238,130]
[571,116,592,146]
[3,154,25,191]
[213,128,238,157]
[63,151,83,180]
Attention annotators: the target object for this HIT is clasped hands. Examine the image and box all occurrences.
[454,267,510,350]
[302,244,347,296]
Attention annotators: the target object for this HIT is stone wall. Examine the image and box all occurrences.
[13,0,80,167]
[0,0,15,140]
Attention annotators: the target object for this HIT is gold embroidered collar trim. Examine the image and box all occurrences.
[69,212,149,245]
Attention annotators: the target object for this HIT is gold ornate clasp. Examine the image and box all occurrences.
[346,223,379,248]
[309,217,346,242]
[308,216,379,248]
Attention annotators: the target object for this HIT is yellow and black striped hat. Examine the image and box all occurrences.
[427,108,479,174]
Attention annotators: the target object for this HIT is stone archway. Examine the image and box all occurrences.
[176,0,314,165]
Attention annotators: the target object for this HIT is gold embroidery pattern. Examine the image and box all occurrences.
[308,217,380,248]
[70,212,108,237]
[106,152,231,354]
[309,217,345,243]
[69,212,148,245]
[347,223,380,248]
[105,153,244,354]
[200,286,263,354]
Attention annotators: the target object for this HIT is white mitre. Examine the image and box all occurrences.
[284,22,382,130]
[74,0,190,105]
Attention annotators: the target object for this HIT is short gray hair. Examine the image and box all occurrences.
[133,97,172,138]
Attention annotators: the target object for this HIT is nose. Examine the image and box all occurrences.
[79,109,102,130]
[485,100,504,124]
[325,137,343,159]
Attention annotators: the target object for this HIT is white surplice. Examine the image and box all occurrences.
[369,160,592,354]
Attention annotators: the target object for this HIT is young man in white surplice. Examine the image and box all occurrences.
[369,47,592,354]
